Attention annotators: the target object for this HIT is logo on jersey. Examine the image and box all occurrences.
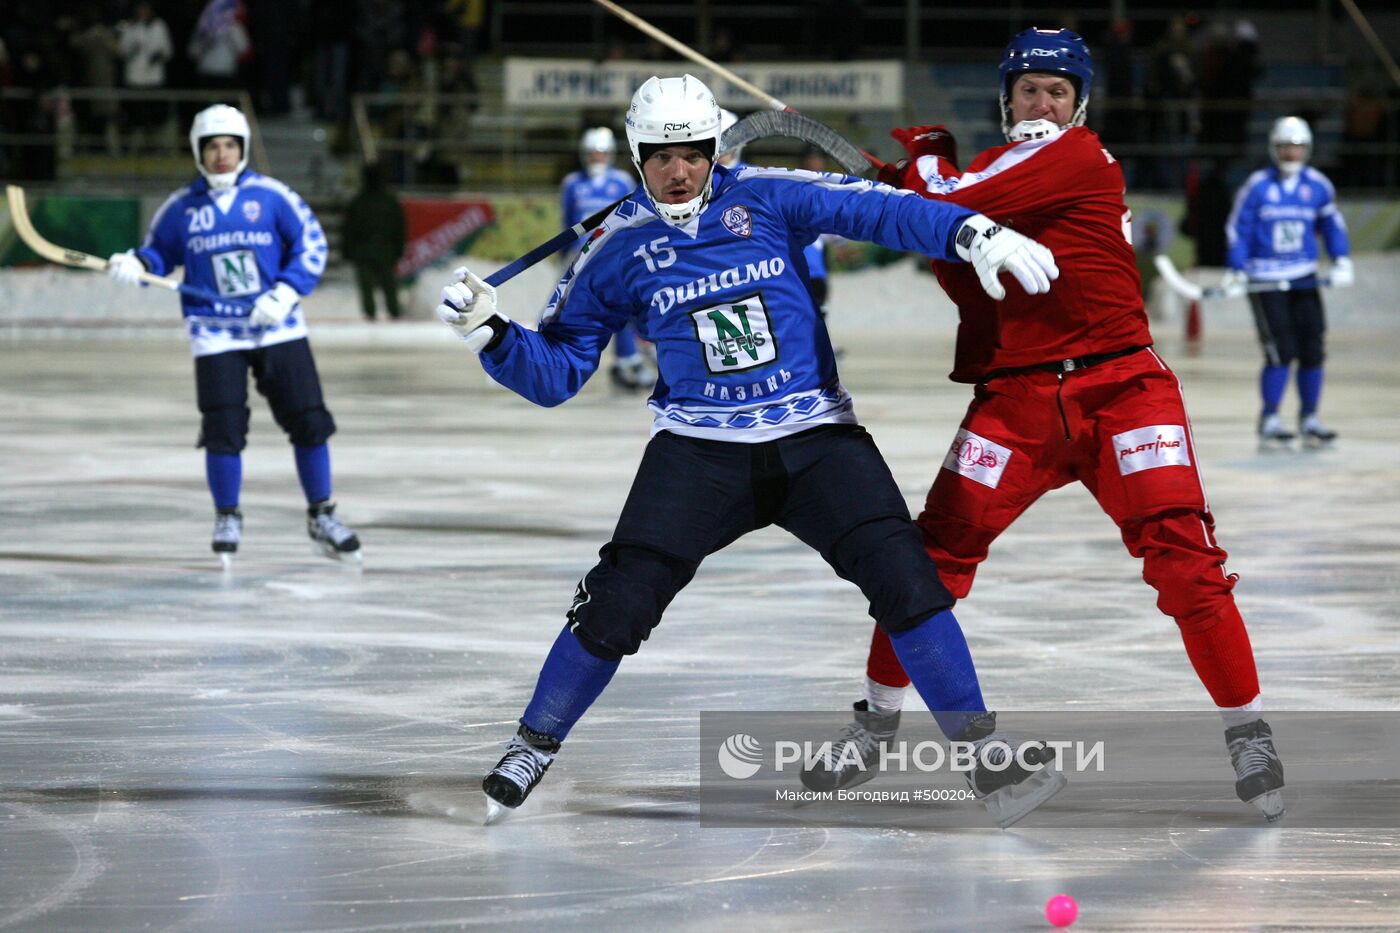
[1114,425,1191,476]
[691,294,776,374]
[721,204,752,238]
[941,429,1012,489]
[242,200,261,223]
[212,249,262,298]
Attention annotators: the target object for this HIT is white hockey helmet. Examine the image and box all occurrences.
[625,74,722,224]
[1269,116,1312,177]
[579,126,617,162]
[717,108,744,166]
[190,104,250,190]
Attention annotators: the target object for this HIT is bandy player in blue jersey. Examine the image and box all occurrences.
[106,104,360,565]
[559,127,653,390]
[436,74,1066,825]
[1224,116,1354,450]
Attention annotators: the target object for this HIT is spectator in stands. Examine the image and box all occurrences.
[309,0,353,124]
[117,1,173,147]
[355,0,406,94]
[246,0,295,115]
[1198,19,1260,162]
[343,161,407,321]
[1141,16,1196,189]
[1097,19,1138,156]
[188,0,250,95]
[67,4,121,154]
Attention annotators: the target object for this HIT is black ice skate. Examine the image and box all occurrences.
[482,725,560,824]
[307,501,361,562]
[1257,414,1295,452]
[800,700,901,793]
[958,712,1067,829]
[212,508,242,570]
[1225,719,1285,822]
[1299,414,1338,450]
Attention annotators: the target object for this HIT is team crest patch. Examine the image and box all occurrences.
[242,200,261,223]
[941,429,1012,489]
[721,204,752,238]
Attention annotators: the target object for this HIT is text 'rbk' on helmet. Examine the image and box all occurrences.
[1269,116,1312,176]
[625,74,722,224]
[998,27,1094,140]
[190,104,251,191]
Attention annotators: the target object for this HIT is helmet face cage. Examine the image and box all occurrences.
[998,28,1094,140]
[1269,116,1312,171]
[189,104,251,188]
[625,74,722,224]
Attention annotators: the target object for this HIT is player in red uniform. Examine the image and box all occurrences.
[803,28,1285,822]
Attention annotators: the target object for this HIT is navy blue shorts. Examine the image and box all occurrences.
[194,338,335,453]
[597,424,954,633]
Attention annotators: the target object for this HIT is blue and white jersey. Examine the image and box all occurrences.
[560,165,635,260]
[1225,165,1349,283]
[482,164,976,442]
[138,170,328,357]
[803,234,832,280]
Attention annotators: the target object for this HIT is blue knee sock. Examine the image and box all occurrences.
[205,452,242,510]
[294,444,332,504]
[1259,365,1290,416]
[1296,366,1324,417]
[613,324,638,358]
[521,625,621,741]
[887,609,987,740]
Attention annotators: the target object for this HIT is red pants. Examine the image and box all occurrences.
[868,349,1260,707]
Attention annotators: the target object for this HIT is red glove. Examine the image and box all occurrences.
[889,124,959,166]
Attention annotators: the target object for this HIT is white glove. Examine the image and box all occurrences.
[107,250,146,286]
[249,281,300,329]
[437,266,509,352]
[1219,268,1249,296]
[953,214,1058,301]
[1329,257,1354,289]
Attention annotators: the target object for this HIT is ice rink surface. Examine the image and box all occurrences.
[3,287,1399,930]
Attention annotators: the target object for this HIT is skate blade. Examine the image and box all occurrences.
[218,552,234,572]
[312,542,364,565]
[484,796,513,825]
[982,767,1067,829]
[1258,439,1295,453]
[1302,436,1335,451]
[1248,789,1285,823]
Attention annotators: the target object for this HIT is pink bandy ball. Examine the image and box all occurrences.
[1045,893,1078,927]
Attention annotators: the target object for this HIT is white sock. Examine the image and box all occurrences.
[863,675,908,714]
[1220,694,1263,730]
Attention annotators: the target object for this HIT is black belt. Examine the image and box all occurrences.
[983,345,1148,381]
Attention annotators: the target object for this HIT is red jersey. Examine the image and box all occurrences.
[903,126,1150,382]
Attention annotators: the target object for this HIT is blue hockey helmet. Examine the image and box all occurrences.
[998,28,1094,137]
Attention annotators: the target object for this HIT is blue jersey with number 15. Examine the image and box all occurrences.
[481,164,976,442]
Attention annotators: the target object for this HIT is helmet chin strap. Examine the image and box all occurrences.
[203,169,240,191]
[1277,160,1305,178]
[1006,119,1061,142]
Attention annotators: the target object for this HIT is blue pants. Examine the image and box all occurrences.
[194,338,336,454]
[567,424,956,660]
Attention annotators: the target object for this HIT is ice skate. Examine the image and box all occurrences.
[1257,413,1295,452]
[609,353,656,391]
[1299,414,1337,450]
[958,712,1067,829]
[482,725,560,824]
[800,700,901,792]
[1225,719,1285,822]
[211,509,242,570]
[307,501,361,562]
